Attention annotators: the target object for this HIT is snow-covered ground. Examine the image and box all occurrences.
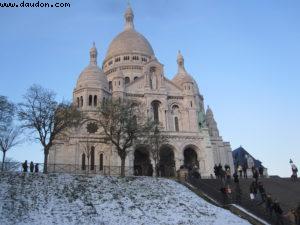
[0,173,250,225]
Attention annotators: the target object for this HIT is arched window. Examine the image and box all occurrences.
[175,117,179,132]
[89,95,92,106]
[81,153,86,170]
[94,95,97,107]
[125,77,130,85]
[109,81,112,91]
[99,153,103,171]
[190,101,193,107]
[77,97,80,108]
[151,100,160,124]
[134,76,138,81]
[80,96,83,107]
[90,146,95,170]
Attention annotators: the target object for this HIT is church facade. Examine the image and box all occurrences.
[48,6,234,177]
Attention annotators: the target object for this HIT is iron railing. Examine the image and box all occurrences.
[0,162,134,176]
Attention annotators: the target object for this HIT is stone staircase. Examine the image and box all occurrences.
[187,177,300,225]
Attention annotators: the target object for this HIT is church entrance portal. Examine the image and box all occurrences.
[159,146,175,177]
[134,147,153,176]
[184,147,199,170]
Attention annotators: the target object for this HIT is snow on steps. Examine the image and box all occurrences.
[0,173,250,225]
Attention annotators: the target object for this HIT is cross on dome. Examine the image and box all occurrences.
[124,4,134,30]
[90,42,97,65]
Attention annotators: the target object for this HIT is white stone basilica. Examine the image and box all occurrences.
[48,6,234,177]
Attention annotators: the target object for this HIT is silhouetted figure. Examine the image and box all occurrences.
[30,161,34,173]
[237,165,243,178]
[291,163,298,181]
[220,186,228,205]
[265,194,274,218]
[148,164,153,177]
[273,200,284,225]
[35,163,39,173]
[257,182,266,204]
[233,171,239,184]
[252,167,259,183]
[235,183,242,204]
[22,160,28,172]
[249,180,258,200]
[243,163,248,178]
[258,165,264,177]
[214,164,219,179]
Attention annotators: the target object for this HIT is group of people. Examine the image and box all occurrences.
[22,160,39,173]
[213,163,232,180]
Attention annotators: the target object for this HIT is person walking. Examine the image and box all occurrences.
[273,200,284,225]
[265,194,274,219]
[30,161,34,173]
[249,180,258,201]
[257,181,267,204]
[22,160,28,172]
[34,163,39,173]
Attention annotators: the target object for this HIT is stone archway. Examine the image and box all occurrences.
[134,147,153,176]
[159,145,176,177]
[184,147,199,170]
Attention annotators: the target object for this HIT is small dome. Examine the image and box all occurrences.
[76,44,108,90]
[76,64,108,90]
[104,5,154,62]
[172,51,197,86]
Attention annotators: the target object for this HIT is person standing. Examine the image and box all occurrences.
[291,162,298,181]
[238,165,243,178]
[258,165,264,178]
[243,163,248,179]
[265,194,274,219]
[257,182,267,204]
[273,200,284,225]
[249,180,258,200]
[22,160,28,172]
[29,161,34,173]
[34,163,39,173]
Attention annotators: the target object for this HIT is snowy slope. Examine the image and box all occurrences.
[0,173,250,225]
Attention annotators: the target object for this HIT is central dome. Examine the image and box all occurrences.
[103,5,155,63]
[105,29,154,61]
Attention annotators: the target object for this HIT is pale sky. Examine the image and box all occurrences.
[0,0,299,177]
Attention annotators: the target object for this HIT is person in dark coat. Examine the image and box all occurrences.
[233,171,239,184]
[220,186,228,205]
[257,182,267,204]
[214,164,219,179]
[34,163,39,173]
[249,180,258,200]
[243,163,248,178]
[22,160,28,172]
[259,165,264,177]
[265,194,274,219]
[273,200,284,225]
[30,161,34,173]
[253,168,259,183]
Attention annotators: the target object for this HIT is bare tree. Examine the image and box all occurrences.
[18,85,82,173]
[0,126,22,171]
[0,95,15,132]
[0,157,19,172]
[142,125,168,177]
[96,99,152,177]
